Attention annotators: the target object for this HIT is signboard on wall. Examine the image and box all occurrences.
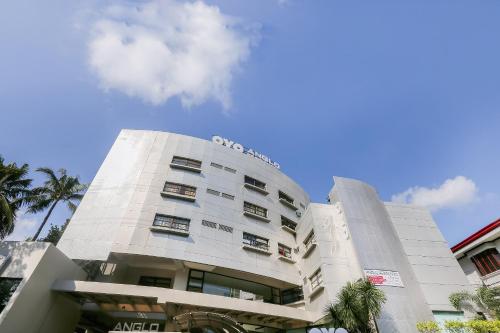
[364,269,404,287]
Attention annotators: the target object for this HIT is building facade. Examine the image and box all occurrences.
[0,130,474,333]
[452,219,500,288]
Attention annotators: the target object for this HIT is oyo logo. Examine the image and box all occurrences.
[212,135,280,169]
[309,327,348,333]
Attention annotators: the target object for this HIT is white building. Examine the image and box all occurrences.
[452,219,500,288]
[0,130,474,333]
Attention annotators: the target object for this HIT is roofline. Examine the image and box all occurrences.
[451,218,500,253]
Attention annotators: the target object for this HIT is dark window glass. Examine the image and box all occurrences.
[244,201,267,218]
[278,243,292,259]
[0,278,22,313]
[282,287,304,304]
[279,191,294,205]
[281,216,297,230]
[138,276,171,288]
[243,232,269,251]
[244,176,266,190]
[310,269,323,290]
[304,230,316,251]
[163,182,196,197]
[153,214,190,231]
[171,156,202,169]
[472,248,500,276]
[187,270,277,303]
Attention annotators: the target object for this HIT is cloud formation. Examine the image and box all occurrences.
[391,176,478,212]
[88,0,256,109]
[5,211,38,241]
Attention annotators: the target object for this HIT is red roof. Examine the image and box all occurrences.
[451,218,500,253]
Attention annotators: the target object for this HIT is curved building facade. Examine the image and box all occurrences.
[0,129,475,333]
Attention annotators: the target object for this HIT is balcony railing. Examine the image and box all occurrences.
[243,239,270,252]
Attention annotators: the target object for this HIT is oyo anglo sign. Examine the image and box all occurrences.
[112,322,160,332]
[212,136,280,169]
[308,327,348,333]
[364,269,404,287]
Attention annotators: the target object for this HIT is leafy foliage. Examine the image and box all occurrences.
[449,286,500,320]
[28,168,87,240]
[324,279,387,333]
[416,321,441,333]
[40,219,69,245]
[0,156,33,239]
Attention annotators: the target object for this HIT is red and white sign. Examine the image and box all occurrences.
[364,269,404,287]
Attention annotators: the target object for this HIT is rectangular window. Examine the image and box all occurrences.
[278,243,292,259]
[279,191,295,205]
[163,182,196,198]
[310,269,323,291]
[153,214,190,232]
[243,232,269,251]
[202,220,217,229]
[224,166,237,174]
[244,201,267,218]
[138,276,172,289]
[281,216,297,231]
[0,278,22,313]
[304,230,316,251]
[244,175,266,190]
[472,248,500,276]
[282,287,304,305]
[221,193,235,200]
[171,156,202,169]
[206,188,220,196]
[210,162,223,169]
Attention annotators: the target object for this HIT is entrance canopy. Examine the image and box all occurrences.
[174,312,247,333]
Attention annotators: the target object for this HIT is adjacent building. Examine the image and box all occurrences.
[0,130,475,333]
[452,219,500,288]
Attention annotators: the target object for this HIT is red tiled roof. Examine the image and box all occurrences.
[451,218,500,253]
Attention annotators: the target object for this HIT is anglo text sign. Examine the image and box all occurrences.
[212,135,280,169]
[364,269,404,287]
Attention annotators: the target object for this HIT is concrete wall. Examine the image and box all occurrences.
[329,177,434,333]
[58,130,309,286]
[0,242,86,333]
[385,203,474,313]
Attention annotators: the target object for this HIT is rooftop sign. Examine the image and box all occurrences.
[212,135,280,169]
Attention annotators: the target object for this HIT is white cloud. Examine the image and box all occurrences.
[88,0,257,109]
[5,211,38,241]
[391,176,478,212]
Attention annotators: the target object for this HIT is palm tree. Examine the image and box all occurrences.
[0,156,33,239]
[324,279,387,333]
[449,285,500,320]
[28,168,87,240]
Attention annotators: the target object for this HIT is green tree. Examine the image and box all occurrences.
[450,286,500,320]
[40,219,69,245]
[28,168,87,240]
[416,321,441,333]
[324,279,387,333]
[0,156,33,239]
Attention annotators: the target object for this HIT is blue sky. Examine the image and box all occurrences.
[1,0,499,245]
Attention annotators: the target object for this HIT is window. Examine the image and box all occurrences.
[244,175,266,190]
[171,156,202,171]
[153,214,190,232]
[243,232,269,251]
[221,193,235,200]
[244,201,267,218]
[279,191,295,205]
[163,182,196,198]
[210,162,223,169]
[310,269,323,291]
[138,276,172,289]
[282,287,304,305]
[187,269,279,303]
[206,188,220,196]
[224,167,237,174]
[471,248,500,276]
[278,243,292,259]
[0,278,21,313]
[281,216,297,231]
[304,230,316,251]
[202,220,217,229]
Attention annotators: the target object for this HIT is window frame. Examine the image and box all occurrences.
[243,201,268,218]
[471,248,500,276]
[138,276,172,289]
[309,268,323,291]
[163,181,197,198]
[243,232,270,251]
[170,156,202,172]
[152,214,190,232]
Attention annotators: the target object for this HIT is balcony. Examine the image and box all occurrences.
[244,183,269,195]
[278,254,296,264]
[279,198,298,211]
[242,240,272,255]
[150,220,190,237]
[170,157,202,173]
[243,211,271,223]
[302,239,317,258]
